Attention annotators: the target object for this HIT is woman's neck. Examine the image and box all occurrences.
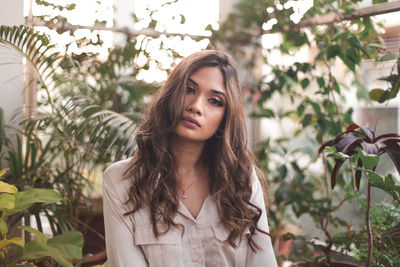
[169,135,206,177]
[169,135,210,205]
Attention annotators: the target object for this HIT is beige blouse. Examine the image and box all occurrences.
[103,158,277,267]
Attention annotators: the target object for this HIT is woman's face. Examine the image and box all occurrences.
[173,66,227,143]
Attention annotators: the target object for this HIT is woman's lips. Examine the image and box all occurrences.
[182,116,201,128]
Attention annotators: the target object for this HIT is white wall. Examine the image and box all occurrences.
[113,0,135,46]
[0,0,24,125]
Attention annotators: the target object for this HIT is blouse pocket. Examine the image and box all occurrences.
[211,222,250,267]
[211,222,251,243]
[135,225,182,267]
[211,222,230,242]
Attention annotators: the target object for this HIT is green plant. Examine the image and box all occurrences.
[0,24,142,226]
[331,197,400,267]
[0,24,153,258]
[0,168,83,266]
[369,52,400,103]
[208,0,398,266]
[320,123,400,266]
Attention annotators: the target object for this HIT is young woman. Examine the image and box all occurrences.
[103,50,277,267]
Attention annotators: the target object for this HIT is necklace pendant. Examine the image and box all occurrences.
[182,192,187,199]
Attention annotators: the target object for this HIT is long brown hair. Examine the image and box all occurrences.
[124,50,268,250]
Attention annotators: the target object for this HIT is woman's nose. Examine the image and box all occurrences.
[186,96,202,115]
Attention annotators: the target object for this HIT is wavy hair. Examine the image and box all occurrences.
[124,50,268,250]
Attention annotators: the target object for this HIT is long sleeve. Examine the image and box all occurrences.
[246,175,278,267]
[103,165,148,267]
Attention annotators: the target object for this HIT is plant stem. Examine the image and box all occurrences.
[322,152,331,198]
[366,180,373,267]
[320,214,332,266]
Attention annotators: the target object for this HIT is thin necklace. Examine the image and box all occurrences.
[177,167,207,199]
[180,180,196,199]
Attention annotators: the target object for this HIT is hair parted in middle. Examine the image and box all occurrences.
[124,50,268,250]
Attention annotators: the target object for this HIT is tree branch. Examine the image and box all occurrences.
[30,19,205,40]
[264,1,400,34]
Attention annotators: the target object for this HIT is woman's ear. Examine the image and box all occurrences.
[214,128,223,139]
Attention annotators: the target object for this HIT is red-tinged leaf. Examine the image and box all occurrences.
[375,133,400,142]
[363,143,379,155]
[336,135,362,153]
[331,159,345,189]
[333,131,348,143]
[361,126,374,141]
[376,136,400,146]
[346,123,360,133]
[355,158,362,191]
[381,145,400,176]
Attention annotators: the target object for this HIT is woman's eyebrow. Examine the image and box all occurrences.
[211,90,226,98]
[188,78,226,98]
[188,78,198,86]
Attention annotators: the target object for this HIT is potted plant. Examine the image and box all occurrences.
[319,123,400,267]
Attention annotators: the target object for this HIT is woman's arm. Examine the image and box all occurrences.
[246,174,278,267]
[103,169,148,267]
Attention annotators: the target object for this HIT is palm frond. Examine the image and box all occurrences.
[63,97,140,161]
[0,25,65,107]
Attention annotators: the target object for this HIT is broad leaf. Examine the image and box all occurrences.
[336,135,361,153]
[0,219,8,235]
[22,240,73,267]
[4,189,62,216]
[358,149,379,169]
[0,193,15,210]
[47,231,83,260]
[0,181,17,194]
[19,225,47,244]
[384,173,395,188]
[0,237,24,249]
[324,147,336,153]
[379,52,397,61]
[366,171,384,186]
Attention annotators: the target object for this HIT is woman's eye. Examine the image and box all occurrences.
[209,98,223,107]
[186,86,195,94]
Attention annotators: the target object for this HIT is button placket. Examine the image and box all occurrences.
[188,224,206,265]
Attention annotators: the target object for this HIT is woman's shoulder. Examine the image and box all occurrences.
[103,158,132,182]
[103,158,133,203]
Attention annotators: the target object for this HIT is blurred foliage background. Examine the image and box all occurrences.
[1,0,400,266]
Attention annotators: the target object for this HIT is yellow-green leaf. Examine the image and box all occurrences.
[0,237,24,249]
[47,231,83,260]
[4,188,62,216]
[0,219,8,235]
[19,225,47,243]
[0,194,15,210]
[22,240,73,267]
[0,181,18,194]
[368,88,388,103]
[0,168,8,177]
